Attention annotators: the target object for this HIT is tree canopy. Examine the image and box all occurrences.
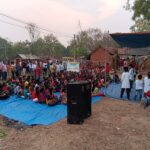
[0,28,119,60]
[0,34,67,60]
[126,0,150,32]
[67,28,118,57]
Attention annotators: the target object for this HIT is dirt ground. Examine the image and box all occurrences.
[0,97,150,150]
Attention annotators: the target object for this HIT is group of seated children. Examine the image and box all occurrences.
[0,73,107,105]
[8,76,68,106]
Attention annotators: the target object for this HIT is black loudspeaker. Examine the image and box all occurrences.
[67,81,91,124]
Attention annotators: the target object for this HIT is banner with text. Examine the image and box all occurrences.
[67,62,80,72]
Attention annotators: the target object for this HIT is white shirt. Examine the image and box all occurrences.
[144,77,150,93]
[56,64,60,72]
[32,64,37,70]
[121,72,130,89]
[1,64,7,72]
[129,68,134,81]
[28,63,32,69]
[42,63,47,68]
[135,80,143,90]
[58,64,63,71]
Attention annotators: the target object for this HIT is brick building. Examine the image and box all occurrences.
[89,46,118,69]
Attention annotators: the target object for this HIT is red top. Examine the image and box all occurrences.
[135,63,139,70]
[32,91,38,99]
[35,66,41,76]
[44,88,49,97]
[146,90,150,97]
[106,65,110,73]
[2,86,9,92]
[52,80,56,87]
[38,92,45,102]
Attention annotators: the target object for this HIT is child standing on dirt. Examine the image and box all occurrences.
[134,74,143,101]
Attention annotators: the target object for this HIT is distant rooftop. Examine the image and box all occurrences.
[110,32,150,48]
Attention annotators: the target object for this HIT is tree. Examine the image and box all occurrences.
[26,23,40,42]
[125,0,150,32]
[11,41,30,59]
[26,23,40,54]
[132,0,150,21]
[130,18,150,32]
[30,38,46,56]
[44,34,58,57]
[0,37,12,60]
[68,28,118,57]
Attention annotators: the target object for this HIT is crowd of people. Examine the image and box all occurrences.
[0,58,149,108]
[120,64,150,108]
[0,59,110,106]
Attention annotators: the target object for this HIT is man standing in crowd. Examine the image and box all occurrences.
[35,62,41,80]
[144,72,150,96]
[144,72,150,108]
[1,62,7,80]
[42,61,47,76]
[120,67,130,100]
[129,64,135,91]
[15,61,21,77]
[22,61,26,76]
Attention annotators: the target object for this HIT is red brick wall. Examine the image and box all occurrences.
[90,48,112,65]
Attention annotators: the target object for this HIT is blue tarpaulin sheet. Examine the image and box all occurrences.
[0,93,102,126]
[105,83,137,101]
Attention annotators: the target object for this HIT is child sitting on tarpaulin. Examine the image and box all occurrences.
[92,82,105,97]
[2,82,10,95]
[23,85,29,99]
[38,87,46,104]
[31,86,39,102]
[98,78,105,87]
[7,79,15,94]
[0,82,10,99]
[59,88,67,104]
[14,82,24,98]
[46,87,59,106]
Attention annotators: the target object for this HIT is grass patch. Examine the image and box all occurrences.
[0,129,6,139]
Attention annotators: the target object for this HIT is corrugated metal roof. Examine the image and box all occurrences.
[110,32,150,48]
[111,32,150,35]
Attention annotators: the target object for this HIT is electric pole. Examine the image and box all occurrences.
[74,34,76,60]
[78,20,83,32]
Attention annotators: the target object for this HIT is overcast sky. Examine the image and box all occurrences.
[0,0,133,46]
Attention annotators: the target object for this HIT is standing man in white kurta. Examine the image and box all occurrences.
[120,67,130,100]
